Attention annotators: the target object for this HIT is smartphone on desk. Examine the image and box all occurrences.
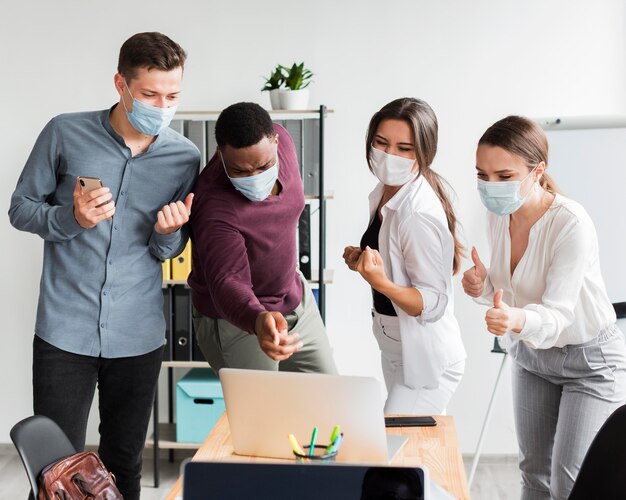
[385,416,437,427]
[78,176,103,194]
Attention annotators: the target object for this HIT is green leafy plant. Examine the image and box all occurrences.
[283,62,314,90]
[261,65,287,91]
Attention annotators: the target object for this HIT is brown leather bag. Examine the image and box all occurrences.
[37,451,123,499]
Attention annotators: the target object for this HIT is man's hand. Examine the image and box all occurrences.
[73,178,116,229]
[154,193,194,235]
[462,246,487,298]
[342,245,362,271]
[355,246,388,290]
[485,289,525,336]
[255,311,303,361]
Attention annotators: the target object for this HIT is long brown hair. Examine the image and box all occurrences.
[478,115,560,194]
[366,98,464,274]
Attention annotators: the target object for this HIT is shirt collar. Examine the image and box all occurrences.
[101,104,165,154]
[368,174,425,215]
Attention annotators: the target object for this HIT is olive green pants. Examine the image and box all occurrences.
[193,275,337,374]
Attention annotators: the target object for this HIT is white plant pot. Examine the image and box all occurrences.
[268,89,281,110]
[279,88,310,110]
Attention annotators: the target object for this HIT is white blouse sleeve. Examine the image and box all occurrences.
[517,216,594,349]
[398,212,450,323]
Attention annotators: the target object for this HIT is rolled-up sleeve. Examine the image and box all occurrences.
[398,212,449,323]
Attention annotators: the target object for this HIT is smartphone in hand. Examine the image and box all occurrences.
[78,176,103,194]
[385,416,437,427]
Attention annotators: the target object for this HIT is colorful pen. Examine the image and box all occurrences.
[326,425,341,453]
[328,432,343,454]
[288,434,306,455]
[308,427,318,456]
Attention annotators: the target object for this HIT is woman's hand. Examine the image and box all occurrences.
[485,289,526,335]
[462,246,487,297]
[343,245,362,271]
[355,246,389,290]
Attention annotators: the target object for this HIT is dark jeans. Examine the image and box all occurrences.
[33,335,163,500]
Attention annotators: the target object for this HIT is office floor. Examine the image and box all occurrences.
[0,450,521,499]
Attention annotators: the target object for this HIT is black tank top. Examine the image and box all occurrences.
[359,212,397,317]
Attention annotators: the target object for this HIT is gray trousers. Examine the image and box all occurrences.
[509,324,626,500]
[193,274,337,375]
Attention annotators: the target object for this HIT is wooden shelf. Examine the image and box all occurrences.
[146,423,200,450]
[163,270,333,288]
[309,269,334,285]
[162,280,189,288]
[176,109,334,121]
[305,191,334,200]
[162,361,209,368]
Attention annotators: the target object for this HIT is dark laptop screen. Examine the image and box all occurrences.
[183,461,425,500]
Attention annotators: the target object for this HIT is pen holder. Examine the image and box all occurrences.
[293,444,337,462]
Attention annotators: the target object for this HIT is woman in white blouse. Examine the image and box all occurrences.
[463,115,626,500]
[343,98,466,415]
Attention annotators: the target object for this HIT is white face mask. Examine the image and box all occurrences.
[221,149,279,202]
[369,147,418,186]
[476,166,537,216]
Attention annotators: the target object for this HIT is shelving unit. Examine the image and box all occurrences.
[147,107,332,487]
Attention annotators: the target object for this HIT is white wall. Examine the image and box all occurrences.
[2,0,625,454]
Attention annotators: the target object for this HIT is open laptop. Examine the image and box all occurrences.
[219,368,407,462]
[182,461,432,500]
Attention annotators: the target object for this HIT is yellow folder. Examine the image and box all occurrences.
[171,241,192,281]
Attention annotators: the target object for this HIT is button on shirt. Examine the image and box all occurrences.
[9,107,200,358]
[478,194,616,349]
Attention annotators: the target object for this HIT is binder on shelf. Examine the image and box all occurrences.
[171,241,192,281]
[162,287,173,361]
[173,286,193,361]
[298,205,312,280]
[162,259,171,281]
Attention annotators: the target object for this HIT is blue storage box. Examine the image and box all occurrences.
[176,368,225,444]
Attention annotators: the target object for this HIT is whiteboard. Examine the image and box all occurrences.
[541,123,626,305]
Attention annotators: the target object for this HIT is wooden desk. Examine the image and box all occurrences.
[165,414,470,499]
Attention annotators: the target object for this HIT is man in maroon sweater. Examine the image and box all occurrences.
[188,102,337,373]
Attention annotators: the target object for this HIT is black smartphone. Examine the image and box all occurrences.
[385,416,437,427]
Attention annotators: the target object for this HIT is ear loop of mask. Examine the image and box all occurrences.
[120,80,133,114]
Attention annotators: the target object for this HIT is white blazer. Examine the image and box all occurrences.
[368,175,466,389]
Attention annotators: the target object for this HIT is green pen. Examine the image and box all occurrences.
[308,427,318,457]
[326,425,340,453]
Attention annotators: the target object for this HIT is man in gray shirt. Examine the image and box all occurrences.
[9,32,200,499]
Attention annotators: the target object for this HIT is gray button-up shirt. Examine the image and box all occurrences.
[9,107,200,358]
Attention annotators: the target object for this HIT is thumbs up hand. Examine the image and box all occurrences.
[462,247,488,297]
[485,289,512,337]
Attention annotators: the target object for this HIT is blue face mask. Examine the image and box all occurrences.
[122,82,178,136]
[221,150,279,202]
[477,167,537,216]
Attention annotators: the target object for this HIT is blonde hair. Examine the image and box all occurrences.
[366,98,464,274]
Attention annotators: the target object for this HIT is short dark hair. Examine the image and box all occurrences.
[117,32,187,81]
[215,102,276,148]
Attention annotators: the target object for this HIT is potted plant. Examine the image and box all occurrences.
[261,65,286,110]
[279,62,314,110]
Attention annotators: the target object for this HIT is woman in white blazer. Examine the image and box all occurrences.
[343,98,466,415]
[462,115,626,500]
